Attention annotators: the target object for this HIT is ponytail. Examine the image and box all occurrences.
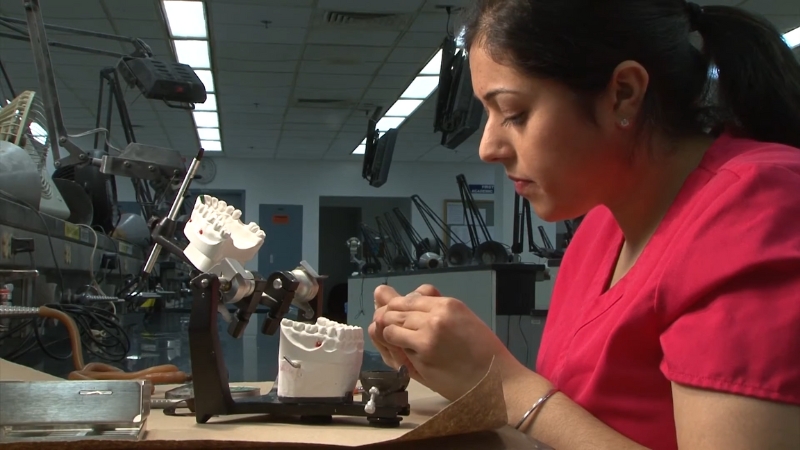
[695,6,800,149]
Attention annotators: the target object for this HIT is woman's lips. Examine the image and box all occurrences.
[509,176,533,194]
[513,180,532,193]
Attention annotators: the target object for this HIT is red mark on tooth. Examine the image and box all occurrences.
[315,341,322,347]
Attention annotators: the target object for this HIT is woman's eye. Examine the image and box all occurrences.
[501,112,527,127]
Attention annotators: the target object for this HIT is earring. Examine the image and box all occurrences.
[619,118,630,127]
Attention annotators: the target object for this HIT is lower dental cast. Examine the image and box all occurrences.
[278,317,364,400]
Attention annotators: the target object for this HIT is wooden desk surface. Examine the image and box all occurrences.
[0,359,541,449]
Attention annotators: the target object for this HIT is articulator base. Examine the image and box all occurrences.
[187,272,411,426]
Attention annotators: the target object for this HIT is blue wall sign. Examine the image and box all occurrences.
[469,184,495,194]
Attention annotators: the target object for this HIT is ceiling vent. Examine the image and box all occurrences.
[294,98,353,109]
[293,98,382,112]
[318,11,412,30]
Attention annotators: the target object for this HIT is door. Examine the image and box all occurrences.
[318,207,361,314]
[258,204,303,275]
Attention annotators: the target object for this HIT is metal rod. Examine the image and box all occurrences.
[168,149,203,221]
[0,31,126,60]
[0,14,137,43]
[24,0,63,164]
[142,148,204,274]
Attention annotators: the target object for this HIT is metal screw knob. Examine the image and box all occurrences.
[364,386,380,414]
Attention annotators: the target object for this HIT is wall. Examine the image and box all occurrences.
[114,157,497,272]
[319,196,412,234]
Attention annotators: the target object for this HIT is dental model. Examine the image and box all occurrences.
[183,195,266,271]
[277,317,364,401]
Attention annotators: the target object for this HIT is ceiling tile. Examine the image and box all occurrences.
[275,152,324,160]
[303,45,392,62]
[113,19,167,40]
[307,29,401,47]
[213,23,307,45]
[396,31,444,48]
[362,87,404,103]
[284,107,349,125]
[104,0,161,21]
[370,75,413,90]
[296,73,371,90]
[281,121,341,133]
[388,46,438,63]
[377,62,420,80]
[6,0,107,19]
[420,1,473,12]
[217,71,294,88]
[213,42,303,62]
[408,13,450,33]
[216,60,298,73]
[316,0,426,13]
[300,60,381,75]
[209,3,313,27]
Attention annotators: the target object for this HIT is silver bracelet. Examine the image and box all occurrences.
[515,387,559,430]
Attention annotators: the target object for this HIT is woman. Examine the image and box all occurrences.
[369,1,800,449]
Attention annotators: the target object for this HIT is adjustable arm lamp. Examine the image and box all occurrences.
[0,0,205,179]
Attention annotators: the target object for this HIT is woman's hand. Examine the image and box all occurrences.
[368,284,521,401]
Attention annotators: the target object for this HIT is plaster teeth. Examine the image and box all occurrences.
[278,317,365,399]
[184,194,266,266]
[280,318,363,351]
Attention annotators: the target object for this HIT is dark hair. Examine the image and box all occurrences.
[463,0,800,149]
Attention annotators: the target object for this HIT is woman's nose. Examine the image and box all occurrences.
[479,125,512,163]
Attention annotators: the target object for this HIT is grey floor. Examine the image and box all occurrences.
[6,311,391,382]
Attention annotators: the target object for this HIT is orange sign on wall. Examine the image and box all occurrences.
[272,214,290,224]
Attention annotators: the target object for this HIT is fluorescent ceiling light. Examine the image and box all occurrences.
[164,1,207,38]
[194,69,215,93]
[376,117,405,132]
[194,93,217,111]
[351,47,444,155]
[197,127,220,140]
[419,49,442,75]
[193,111,218,128]
[174,40,210,69]
[29,121,47,145]
[385,99,423,117]
[400,76,438,99]
[200,140,222,151]
[784,26,800,48]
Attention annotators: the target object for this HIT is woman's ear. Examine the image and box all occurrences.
[597,60,650,130]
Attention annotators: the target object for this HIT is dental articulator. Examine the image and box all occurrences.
[150,148,411,427]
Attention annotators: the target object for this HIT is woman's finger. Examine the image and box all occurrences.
[374,284,400,308]
[387,294,437,313]
[413,284,441,297]
[380,310,427,331]
[383,324,422,352]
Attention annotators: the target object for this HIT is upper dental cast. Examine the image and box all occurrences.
[183,195,266,271]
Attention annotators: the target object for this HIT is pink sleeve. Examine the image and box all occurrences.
[657,165,800,405]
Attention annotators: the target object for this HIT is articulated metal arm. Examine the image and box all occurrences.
[14,0,186,180]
